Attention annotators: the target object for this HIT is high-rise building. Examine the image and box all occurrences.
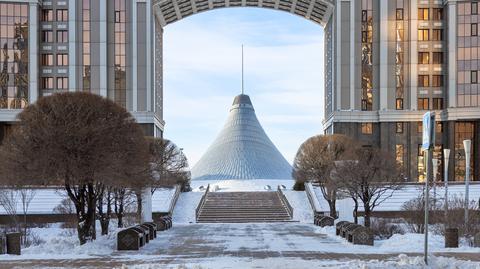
[0,0,478,182]
[324,0,479,182]
[0,0,162,142]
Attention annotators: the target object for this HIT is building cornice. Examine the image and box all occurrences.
[0,110,165,131]
[323,107,480,130]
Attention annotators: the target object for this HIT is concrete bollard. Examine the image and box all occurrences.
[474,232,480,247]
[445,228,459,248]
[6,232,21,255]
[0,234,6,254]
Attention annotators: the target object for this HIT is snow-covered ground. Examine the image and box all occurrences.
[172,191,203,223]
[0,187,177,215]
[191,179,293,192]
[115,255,480,269]
[1,222,479,269]
[283,190,313,223]
[311,183,480,213]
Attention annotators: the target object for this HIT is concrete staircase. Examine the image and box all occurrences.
[196,191,293,223]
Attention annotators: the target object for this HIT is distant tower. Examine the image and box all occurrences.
[191,94,293,180]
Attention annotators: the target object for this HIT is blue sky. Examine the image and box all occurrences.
[163,8,325,167]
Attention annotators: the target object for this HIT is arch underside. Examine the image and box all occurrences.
[153,0,334,27]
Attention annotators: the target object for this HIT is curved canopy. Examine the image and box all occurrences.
[191,94,293,180]
[153,0,334,27]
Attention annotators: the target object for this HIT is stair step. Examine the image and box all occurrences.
[196,191,292,223]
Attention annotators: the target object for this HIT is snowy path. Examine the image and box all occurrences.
[1,223,479,269]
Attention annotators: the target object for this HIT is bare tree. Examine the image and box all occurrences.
[147,137,191,193]
[19,188,36,245]
[97,186,114,235]
[334,146,404,227]
[293,134,355,218]
[0,92,150,244]
[0,189,19,231]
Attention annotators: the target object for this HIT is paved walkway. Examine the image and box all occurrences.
[1,223,479,269]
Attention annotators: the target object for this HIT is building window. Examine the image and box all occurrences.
[83,0,91,91]
[418,75,429,87]
[57,54,68,66]
[42,30,54,42]
[418,8,429,20]
[396,145,404,166]
[418,52,429,64]
[361,0,373,112]
[432,52,443,64]
[41,9,54,22]
[473,2,478,15]
[396,122,404,133]
[472,71,478,84]
[432,75,444,87]
[472,23,478,36]
[433,145,444,181]
[56,9,68,22]
[41,54,54,66]
[432,29,443,41]
[418,144,425,182]
[418,98,429,110]
[418,29,429,41]
[432,8,443,20]
[432,98,444,110]
[361,123,373,135]
[57,77,68,90]
[396,98,404,110]
[455,122,475,181]
[436,122,443,133]
[0,3,29,109]
[417,122,423,133]
[41,77,54,89]
[57,30,68,43]
[114,0,127,107]
[396,8,404,20]
[396,2,405,111]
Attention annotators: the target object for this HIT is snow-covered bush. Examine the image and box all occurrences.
[370,218,405,239]
[23,229,45,247]
[401,193,441,233]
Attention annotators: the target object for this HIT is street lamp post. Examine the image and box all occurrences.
[443,149,450,226]
[463,140,471,226]
[432,159,439,207]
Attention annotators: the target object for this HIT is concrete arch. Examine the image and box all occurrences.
[152,0,334,27]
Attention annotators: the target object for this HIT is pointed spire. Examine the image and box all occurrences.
[241,44,244,95]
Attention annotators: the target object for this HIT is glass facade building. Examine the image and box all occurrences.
[0,3,28,109]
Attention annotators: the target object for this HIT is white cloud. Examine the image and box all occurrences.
[162,9,325,166]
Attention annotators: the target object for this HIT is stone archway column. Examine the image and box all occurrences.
[141,187,153,222]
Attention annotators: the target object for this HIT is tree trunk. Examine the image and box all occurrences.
[328,200,337,219]
[81,183,97,243]
[364,204,371,227]
[353,198,359,224]
[136,191,142,224]
[98,189,112,235]
[114,189,125,228]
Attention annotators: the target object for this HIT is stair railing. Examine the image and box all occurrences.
[305,182,321,214]
[277,186,293,218]
[167,185,182,216]
[195,184,210,221]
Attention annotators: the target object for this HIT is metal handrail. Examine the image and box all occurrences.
[195,184,210,221]
[277,186,293,218]
[167,185,181,216]
[305,182,321,214]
